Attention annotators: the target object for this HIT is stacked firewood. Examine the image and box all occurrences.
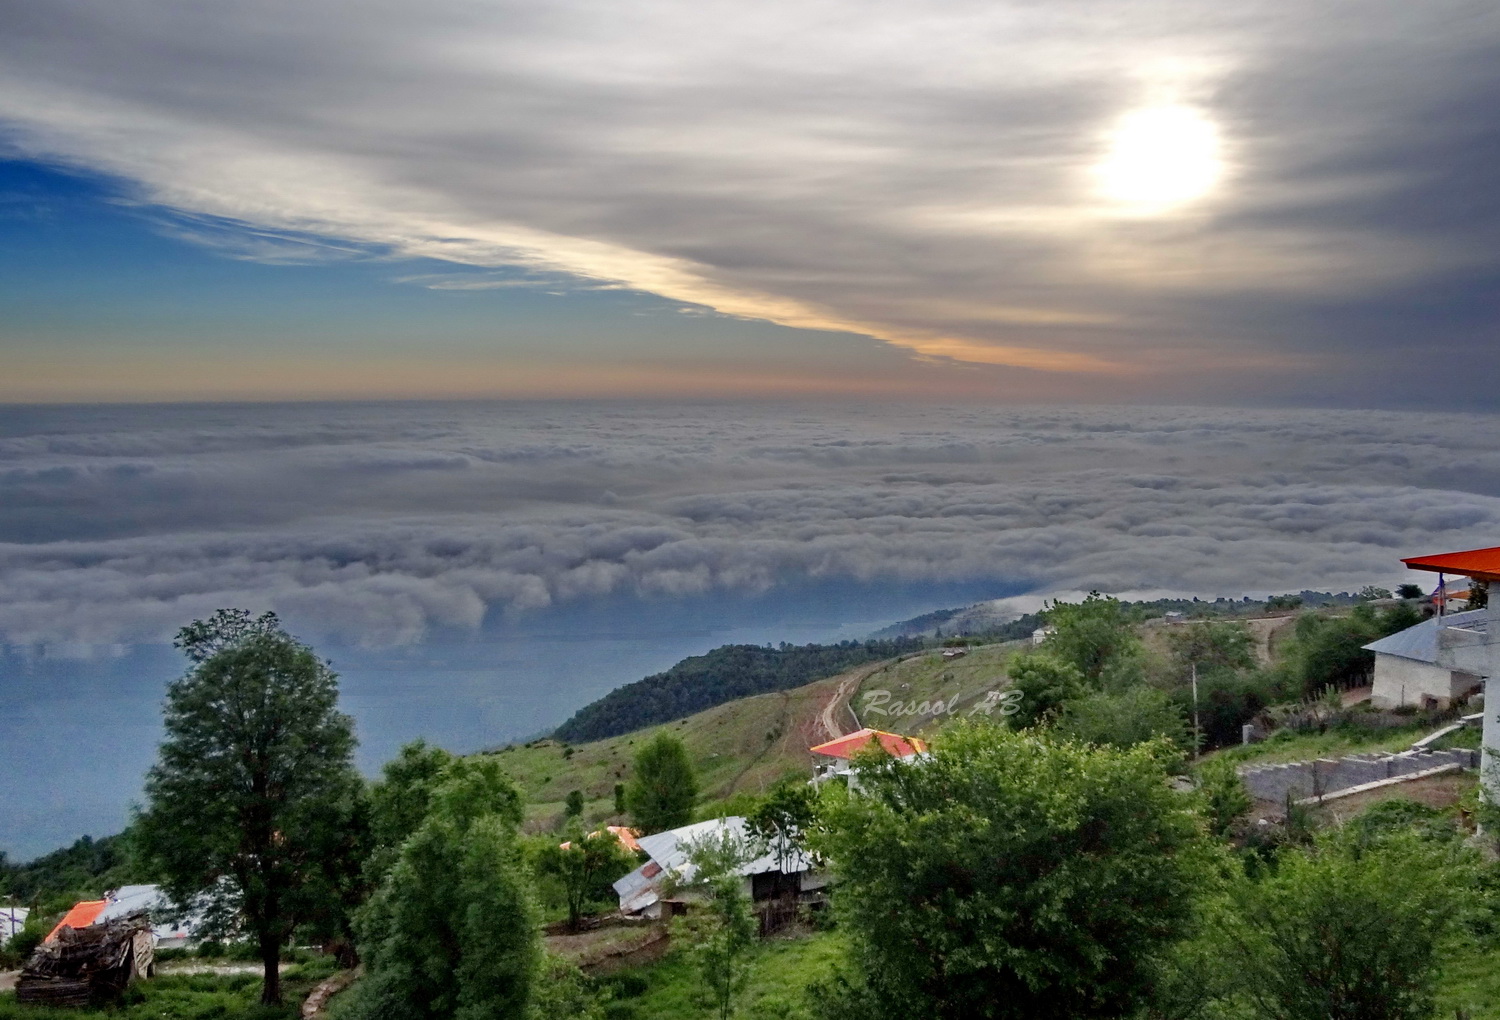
[16,912,154,1007]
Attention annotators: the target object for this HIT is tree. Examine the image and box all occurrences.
[1224,831,1466,1020]
[1003,653,1084,729]
[613,783,627,815]
[351,757,538,1020]
[1041,591,1144,687]
[537,825,637,931]
[1467,579,1490,610]
[1166,621,1256,677]
[1266,594,1303,611]
[1358,585,1394,601]
[746,779,821,868]
[672,829,757,1020]
[565,789,586,818]
[138,610,359,1005]
[1194,757,1252,839]
[625,733,698,834]
[1055,686,1192,762]
[814,723,1214,1020]
[1394,583,1424,600]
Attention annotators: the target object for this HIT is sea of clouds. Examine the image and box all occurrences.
[4,400,1499,654]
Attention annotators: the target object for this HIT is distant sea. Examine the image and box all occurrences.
[4,400,1498,857]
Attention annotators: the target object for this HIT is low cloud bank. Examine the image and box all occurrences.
[2,402,1498,651]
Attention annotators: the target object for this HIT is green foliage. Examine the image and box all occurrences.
[369,740,457,852]
[1220,830,1469,1020]
[1282,604,1419,699]
[626,733,698,835]
[1040,591,1145,687]
[137,610,360,1005]
[1166,620,1256,677]
[536,824,637,930]
[1172,666,1289,748]
[528,956,610,1020]
[1002,653,1083,729]
[1266,594,1303,610]
[565,790,586,818]
[349,759,538,1020]
[613,783,627,814]
[0,917,45,970]
[1194,757,1252,838]
[814,722,1215,1020]
[554,638,924,743]
[671,829,757,1020]
[1358,585,1394,601]
[0,965,334,1020]
[1467,579,1490,610]
[1055,686,1192,762]
[0,831,144,909]
[1395,583,1424,600]
[745,779,821,867]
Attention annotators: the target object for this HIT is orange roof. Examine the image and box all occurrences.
[1403,546,1500,583]
[560,826,642,853]
[809,728,927,760]
[45,900,106,943]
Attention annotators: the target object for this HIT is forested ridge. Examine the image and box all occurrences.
[552,637,925,743]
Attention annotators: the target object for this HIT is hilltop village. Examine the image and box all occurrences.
[4,546,1500,1020]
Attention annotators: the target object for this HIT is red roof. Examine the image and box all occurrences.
[1403,546,1500,583]
[45,900,107,943]
[809,728,927,760]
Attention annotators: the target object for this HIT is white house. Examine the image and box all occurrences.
[612,817,826,919]
[1364,609,1486,709]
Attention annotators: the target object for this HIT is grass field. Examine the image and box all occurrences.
[0,958,340,1020]
[603,929,842,1020]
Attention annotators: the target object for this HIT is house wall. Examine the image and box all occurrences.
[1371,654,1481,708]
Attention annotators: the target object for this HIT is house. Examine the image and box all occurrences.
[46,885,202,949]
[1,906,29,940]
[940,647,967,660]
[1400,546,1500,800]
[808,727,928,787]
[1364,609,1487,709]
[1031,626,1056,646]
[612,816,826,919]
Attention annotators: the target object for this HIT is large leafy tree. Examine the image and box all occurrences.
[814,722,1214,1020]
[351,757,538,1020]
[138,610,359,1004]
[536,824,637,931]
[1224,831,1467,1020]
[626,732,698,834]
[1041,591,1145,687]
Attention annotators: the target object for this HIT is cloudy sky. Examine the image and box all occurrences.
[2,0,1497,403]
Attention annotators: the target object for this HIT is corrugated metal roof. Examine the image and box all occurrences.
[612,816,816,913]
[1363,609,1485,666]
[45,900,106,943]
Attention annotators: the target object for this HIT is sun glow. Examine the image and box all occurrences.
[1095,106,1224,212]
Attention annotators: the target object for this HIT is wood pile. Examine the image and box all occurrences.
[15,912,154,1007]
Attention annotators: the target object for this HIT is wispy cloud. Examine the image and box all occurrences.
[0,0,1495,392]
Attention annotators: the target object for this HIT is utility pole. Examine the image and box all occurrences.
[1191,662,1201,758]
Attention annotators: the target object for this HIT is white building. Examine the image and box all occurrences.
[612,817,826,919]
[1364,609,1486,709]
[0,906,29,940]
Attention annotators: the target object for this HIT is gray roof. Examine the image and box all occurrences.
[614,816,815,913]
[1363,610,1484,666]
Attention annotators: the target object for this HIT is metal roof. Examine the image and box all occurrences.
[613,816,815,913]
[1363,609,1485,667]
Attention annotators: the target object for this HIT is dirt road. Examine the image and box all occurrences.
[815,660,894,743]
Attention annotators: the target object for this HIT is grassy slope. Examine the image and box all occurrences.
[495,670,864,831]
[495,645,1025,830]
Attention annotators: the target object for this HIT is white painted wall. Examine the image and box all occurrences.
[1371,654,1482,708]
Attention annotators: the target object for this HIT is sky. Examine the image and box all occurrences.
[1,0,1498,404]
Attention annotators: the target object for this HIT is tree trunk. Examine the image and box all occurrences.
[259,934,281,1005]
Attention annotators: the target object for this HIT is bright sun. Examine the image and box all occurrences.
[1095,106,1224,212]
